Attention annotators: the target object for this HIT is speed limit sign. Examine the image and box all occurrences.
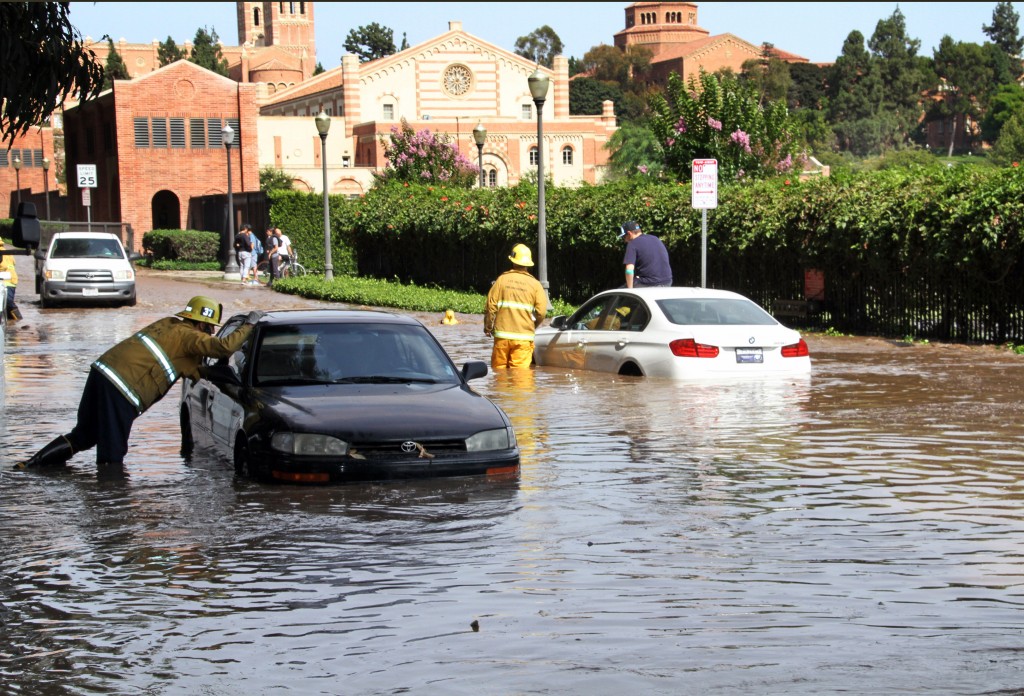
[77,164,98,188]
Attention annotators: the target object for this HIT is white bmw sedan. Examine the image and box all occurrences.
[533,287,811,379]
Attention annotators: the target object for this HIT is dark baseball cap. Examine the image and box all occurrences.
[618,221,641,238]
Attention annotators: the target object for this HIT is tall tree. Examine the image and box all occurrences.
[102,38,130,89]
[514,25,564,67]
[344,23,396,63]
[157,36,185,67]
[740,43,792,104]
[828,30,884,153]
[868,9,924,148]
[0,1,104,140]
[400,32,409,51]
[984,1,1024,72]
[569,77,623,115]
[931,36,994,155]
[981,81,1024,143]
[189,26,229,76]
[312,61,325,76]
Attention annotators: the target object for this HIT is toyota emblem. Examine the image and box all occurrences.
[401,441,418,453]
[748,336,756,344]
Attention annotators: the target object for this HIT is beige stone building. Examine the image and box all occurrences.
[257,21,619,195]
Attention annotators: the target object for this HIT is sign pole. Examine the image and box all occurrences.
[701,208,707,288]
[691,159,718,289]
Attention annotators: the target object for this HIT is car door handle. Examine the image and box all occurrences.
[616,340,629,349]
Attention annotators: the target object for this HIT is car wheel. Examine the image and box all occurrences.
[234,435,265,482]
[35,276,41,294]
[179,406,194,458]
[40,294,51,309]
[125,295,137,307]
[618,361,643,377]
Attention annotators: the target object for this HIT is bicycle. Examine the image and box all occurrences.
[254,252,307,285]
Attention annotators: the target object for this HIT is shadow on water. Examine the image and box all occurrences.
[4,265,1024,693]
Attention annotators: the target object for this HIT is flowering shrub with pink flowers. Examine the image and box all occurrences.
[649,70,802,182]
[375,118,479,188]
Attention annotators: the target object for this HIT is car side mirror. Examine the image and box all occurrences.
[550,315,567,330]
[34,249,47,260]
[461,360,488,381]
[201,363,241,387]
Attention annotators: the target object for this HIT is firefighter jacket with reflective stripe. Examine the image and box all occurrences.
[92,317,253,414]
[485,269,547,342]
[0,250,17,287]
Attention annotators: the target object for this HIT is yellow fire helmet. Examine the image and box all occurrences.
[508,243,534,267]
[177,295,223,325]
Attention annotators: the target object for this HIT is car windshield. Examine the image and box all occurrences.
[51,238,125,259]
[656,298,777,326]
[253,322,461,386]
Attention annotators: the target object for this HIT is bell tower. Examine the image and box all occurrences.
[237,2,316,59]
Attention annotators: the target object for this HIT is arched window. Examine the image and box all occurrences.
[562,146,573,165]
[488,169,497,187]
[253,8,260,26]
[529,146,539,166]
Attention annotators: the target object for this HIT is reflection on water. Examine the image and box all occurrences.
[3,282,1024,694]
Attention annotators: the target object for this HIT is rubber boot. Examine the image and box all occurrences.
[14,435,74,470]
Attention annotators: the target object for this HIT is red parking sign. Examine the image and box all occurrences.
[692,159,718,209]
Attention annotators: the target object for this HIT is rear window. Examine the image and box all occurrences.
[50,238,125,259]
[656,298,777,326]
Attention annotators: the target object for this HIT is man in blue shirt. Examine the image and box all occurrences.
[619,221,672,287]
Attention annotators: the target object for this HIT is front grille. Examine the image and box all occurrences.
[349,439,466,460]
[67,269,114,283]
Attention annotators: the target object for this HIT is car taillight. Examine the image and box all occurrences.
[781,338,809,358]
[669,338,719,358]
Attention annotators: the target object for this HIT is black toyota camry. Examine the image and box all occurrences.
[179,309,519,484]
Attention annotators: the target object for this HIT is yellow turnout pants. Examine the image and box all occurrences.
[491,339,534,369]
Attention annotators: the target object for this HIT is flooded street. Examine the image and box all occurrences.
[3,262,1024,694]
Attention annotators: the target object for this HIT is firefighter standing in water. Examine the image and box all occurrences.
[14,296,262,471]
[485,243,548,369]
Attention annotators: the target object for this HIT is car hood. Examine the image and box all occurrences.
[250,382,507,439]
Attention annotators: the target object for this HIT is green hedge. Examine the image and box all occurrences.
[142,228,219,262]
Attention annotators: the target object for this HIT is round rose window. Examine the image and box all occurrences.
[442,64,473,97]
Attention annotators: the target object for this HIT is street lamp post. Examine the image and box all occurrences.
[221,123,239,277]
[12,155,22,207]
[528,68,551,305]
[472,123,487,188]
[41,157,51,220]
[315,110,334,282]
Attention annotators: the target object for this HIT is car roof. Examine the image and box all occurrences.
[235,308,423,326]
[51,231,121,240]
[592,286,752,301]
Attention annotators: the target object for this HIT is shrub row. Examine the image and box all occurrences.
[142,229,219,262]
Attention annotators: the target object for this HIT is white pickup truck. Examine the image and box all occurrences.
[35,231,141,308]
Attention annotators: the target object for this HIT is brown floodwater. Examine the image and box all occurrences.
[3,261,1024,694]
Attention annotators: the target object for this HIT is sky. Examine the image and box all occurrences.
[67,2,999,67]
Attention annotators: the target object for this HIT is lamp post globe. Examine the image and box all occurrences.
[221,123,239,277]
[12,155,21,206]
[528,68,551,307]
[315,110,334,281]
[472,123,487,188]
[42,157,51,220]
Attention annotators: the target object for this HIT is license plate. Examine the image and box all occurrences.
[82,287,99,296]
[735,348,763,364]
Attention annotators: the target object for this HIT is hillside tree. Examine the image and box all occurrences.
[984,1,1024,75]
[189,26,229,76]
[102,38,130,89]
[344,23,396,62]
[157,36,185,67]
[514,26,564,67]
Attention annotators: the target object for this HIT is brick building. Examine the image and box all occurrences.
[62,60,259,240]
[614,1,808,85]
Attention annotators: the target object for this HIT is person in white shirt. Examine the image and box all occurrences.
[274,228,293,268]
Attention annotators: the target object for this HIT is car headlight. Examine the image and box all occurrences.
[114,269,134,281]
[271,432,349,456]
[465,427,513,452]
[45,269,64,281]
